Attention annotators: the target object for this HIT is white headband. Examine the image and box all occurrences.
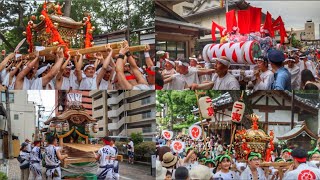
[36,64,51,77]
[177,61,189,67]
[83,64,95,71]
[165,59,175,67]
[216,57,230,67]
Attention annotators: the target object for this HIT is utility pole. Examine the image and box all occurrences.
[291,90,295,129]
[126,0,130,46]
[5,89,12,159]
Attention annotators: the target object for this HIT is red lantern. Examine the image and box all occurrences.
[199,96,214,119]
[231,100,245,123]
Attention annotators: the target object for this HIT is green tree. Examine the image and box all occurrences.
[130,132,143,145]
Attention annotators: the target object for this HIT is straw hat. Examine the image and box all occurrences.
[161,152,178,168]
[189,165,212,180]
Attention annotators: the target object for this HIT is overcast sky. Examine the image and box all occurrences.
[27,90,55,123]
[247,1,320,39]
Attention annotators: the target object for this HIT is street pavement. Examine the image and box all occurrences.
[6,158,154,180]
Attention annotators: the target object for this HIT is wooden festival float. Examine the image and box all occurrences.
[234,114,292,179]
[43,93,102,168]
[19,1,147,61]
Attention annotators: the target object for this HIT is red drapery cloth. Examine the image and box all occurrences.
[237,9,250,34]
[249,7,261,32]
[211,21,225,41]
[226,10,237,32]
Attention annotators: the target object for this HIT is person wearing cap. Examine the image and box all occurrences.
[189,56,198,68]
[14,51,39,90]
[45,135,68,180]
[31,47,64,90]
[161,58,176,90]
[281,148,293,162]
[284,56,301,90]
[19,142,30,180]
[307,148,320,168]
[283,148,320,180]
[191,56,240,90]
[29,140,42,180]
[253,56,274,90]
[268,49,291,90]
[189,164,213,180]
[240,152,266,180]
[115,41,151,90]
[213,153,240,179]
[162,152,179,178]
[205,159,216,174]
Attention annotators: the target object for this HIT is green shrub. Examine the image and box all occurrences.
[130,132,143,145]
[135,141,156,158]
[115,141,127,154]
[0,172,8,180]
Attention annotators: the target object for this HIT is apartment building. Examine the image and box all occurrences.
[90,90,157,140]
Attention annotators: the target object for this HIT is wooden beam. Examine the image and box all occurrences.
[252,95,265,105]
[271,96,282,106]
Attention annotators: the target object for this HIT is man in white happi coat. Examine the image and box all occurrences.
[253,56,274,90]
[93,136,118,180]
[29,140,42,180]
[284,57,301,90]
[283,148,320,180]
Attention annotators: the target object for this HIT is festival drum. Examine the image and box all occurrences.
[49,122,55,132]
[55,123,62,134]
[62,122,69,132]
[203,41,261,65]
[85,124,90,133]
[93,123,98,133]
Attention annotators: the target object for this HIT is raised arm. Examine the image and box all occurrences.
[115,45,133,90]
[42,47,64,86]
[96,44,113,86]
[74,51,83,83]
[197,69,215,76]
[144,44,153,68]
[56,51,71,81]
[15,52,39,90]
[0,53,15,72]
[190,82,214,90]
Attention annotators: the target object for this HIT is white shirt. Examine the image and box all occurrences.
[285,64,301,90]
[79,74,97,90]
[30,146,42,162]
[98,78,110,90]
[128,141,134,152]
[0,69,8,83]
[2,74,16,90]
[97,145,117,166]
[22,77,34,90]
[253,70,274,90]
[214,170,240,180]
[132,84,151,90]
[183,67,199,86]
[31,77,54,90]
[20,150,30,161]
[240,166,266,180]
[164,73,187,90]
[212,73,240,90]
[45,145,60,166]
[283,163,320,180]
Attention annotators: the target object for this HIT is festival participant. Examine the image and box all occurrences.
[45,136,68,180]
[284,57,301,90]
[161,152,180,178]
[19,142,30,180]
[25,139,32,152]
[283,148,320,180]
[174,166,189,180]
[115,41,152,90]
[189,56,198,68]
[301,69,320,90]
[281,149,293,162]
[127,138,134,164]
[300,54,316,77]
[93,136,118,180]
[191,57,240,90]
[183,147,199,171]
[253,56,274,90]
[308,148,320,168]
[156,160,167,180]
[205,159,216,175]
[143,45,156,89]
[2,60,23,90]
[55,51,76,90]
[161,58,176,90]
[31,47,64,90]
[0,53,15,83]
[268,49,291,90]
[29,140,42,180]
[94,45,114,90]
[14,52,39,90]
[214,154,240,179]
[240,152,266,180]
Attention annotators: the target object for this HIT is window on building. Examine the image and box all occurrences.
[156,41,186,59]
[308,26,311,28]
[14,114,19,120]
[141,96,151,105]
[99,127,103,131]
[1,92,14,103]
[142,111,152,119]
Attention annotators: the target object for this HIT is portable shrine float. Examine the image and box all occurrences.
[43,93,101,168]
[17,1,147,61]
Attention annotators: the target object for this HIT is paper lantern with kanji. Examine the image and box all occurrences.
[49,122,55,132]
[55,123,62,133]
[199,96,214,119]
[62,122,69,132]
[171,140,185,153]
[231,101,245,123]
[162,130,173,140]
[189,125,202,140]
[93,123,99,133]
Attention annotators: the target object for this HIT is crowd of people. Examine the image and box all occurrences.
[18,136,120,180]
[0,40,155,90]
[156,48,320,91]
[156,134,320,180]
